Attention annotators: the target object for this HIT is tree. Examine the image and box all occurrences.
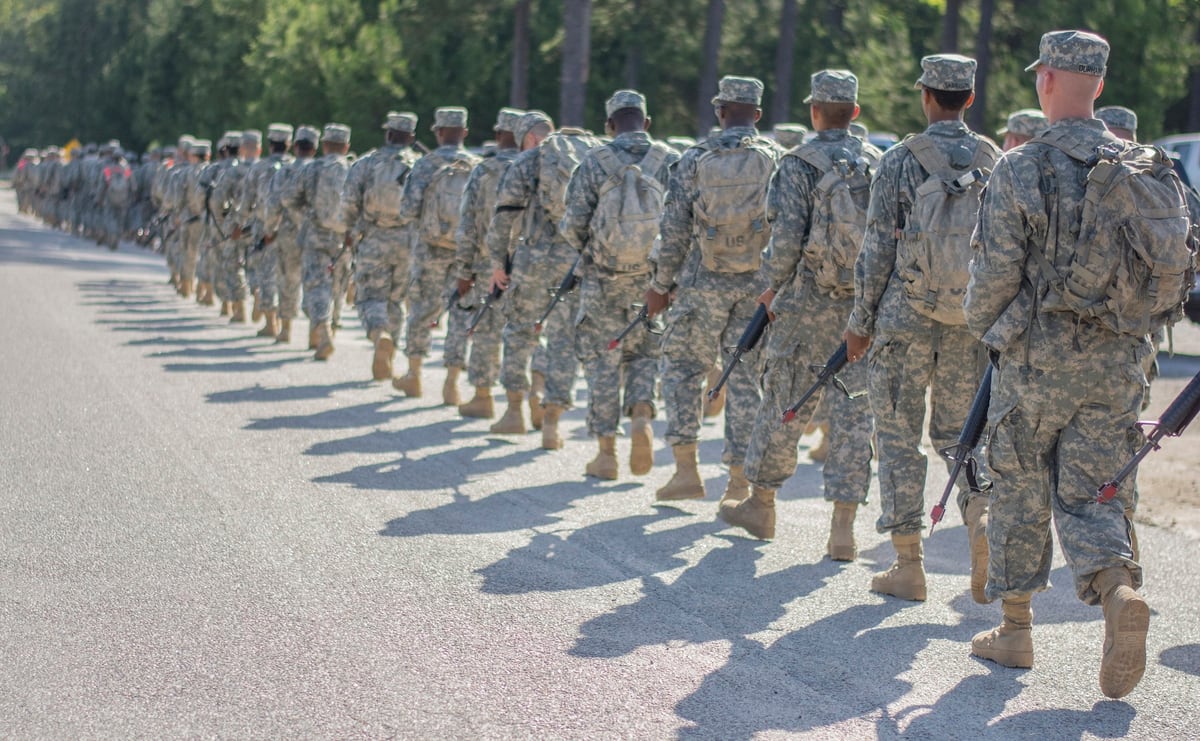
[510,0,531,108]
[695,0,724,137]
[770,0,799,126]
[560,0,592,127]
[967,0,997,133]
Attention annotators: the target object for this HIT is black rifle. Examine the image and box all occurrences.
[707,303,770,400]
[431,287,469,329]
[534,256,581,333]
[607,304,665,350]
[1097,367,1200,503]
[929,365,993,530]
[467,254,513,336]
[781,342,855,424]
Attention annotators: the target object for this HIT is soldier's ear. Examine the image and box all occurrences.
[642,116,652,132]
[851,104,861,121]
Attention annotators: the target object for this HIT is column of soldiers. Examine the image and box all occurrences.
[12,28,1194,702]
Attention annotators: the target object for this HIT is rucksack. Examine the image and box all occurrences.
[692,137,777,273]
[104,165,134,207]
[313,156,349,233]
[538,128,601,227]
[1034,130,1193,336]
[895,132,998,324]
[363,148,415,227]
[587,143,672,274]
[420,154,476,249]
[792,142,873,298]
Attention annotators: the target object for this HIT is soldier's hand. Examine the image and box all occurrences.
[490,267,510,292]
[456,278,474,297]
[757,288,777,322]
[262,233,275,246]
[643,287,670,318]
[843,330,871,363]
[231,226,243,239]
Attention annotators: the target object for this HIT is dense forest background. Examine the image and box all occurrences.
[2,0,1199,158]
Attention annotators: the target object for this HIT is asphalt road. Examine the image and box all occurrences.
[2,187,1199,739]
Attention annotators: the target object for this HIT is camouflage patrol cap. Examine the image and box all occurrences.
[241,129,262,147]
[1096,105,1137,134]
[711,75,764,106]
[915,54,976,91]
[666,136,697,150]
[1025,30,1108,77]
[772,123,808,148]
[266,123,294,143]
[323,123,351,144]
[432,107,469,130]
[514,110,553,144]
[382,112,418,133]
[494,107,524,132]
[997,108,1047,138]
[804,69,858,104]
[21,148,38,158]
[191,139,212,156]
[849,122,869,140]
[606,89,647,118]
[220,131,242,150]
[162,146,176,158]
[294,125,320,145]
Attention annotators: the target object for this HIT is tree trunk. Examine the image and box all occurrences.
[941,0,961,53]
[695,0,725,137]
[510,0,531,108]
[1190,25,1200,131]
[623,0,642,87]
[560,0,592,127]
[770,0,798,125]
[967,0,995,133]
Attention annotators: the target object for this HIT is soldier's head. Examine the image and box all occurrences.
[1096,105,1137,142]
[1026,30,1107,122]
[605,90,650,135]
[322,124,351,155]
[382,111,418,146]
[294,125,319,157]
[997,108,1047,151]
[915,55,976,122]
[805,70,860,132]
[432,107,469,147]
[239,130,262,159]
[712,76,764,130]
[515,111,553,151]
[493,107,524,149]
[190,140,212,163]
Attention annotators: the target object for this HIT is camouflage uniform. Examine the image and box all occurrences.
[265,128,318,323]
[179,141,214,291]
[240,125,293,315]
[213,133,258,306]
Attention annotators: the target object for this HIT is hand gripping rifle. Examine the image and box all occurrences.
[534,256,581,333]
[781,342,859,424]
[467,253,513,337]
[707,303,770,401]
[1097,367,1200,504]
[929,364,993,531]
[431,286,472,329]
[607,304,664,351]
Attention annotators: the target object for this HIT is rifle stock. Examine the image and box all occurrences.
[707,303,770,401]
[534,257,581,333]
[929,364,993,530]
[781,342,851,424]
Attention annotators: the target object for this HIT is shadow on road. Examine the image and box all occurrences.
[1160,643,1200,677]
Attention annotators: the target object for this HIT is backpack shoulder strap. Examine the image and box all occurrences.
[638,143,670,175]
[903,132,955,179]
[792,142,834,174]
[593,148,623,180]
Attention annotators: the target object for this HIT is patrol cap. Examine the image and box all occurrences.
[915,54,977,91]
[162,146,177,158]
[432,107,469,130]
[220,131,242,150]
[106,139,122,150]
[997,108,1048,138]
[294,125,320,145]
[1096,105,1137,134]
[514,110,553,144]
[494,107,524,133]
[772,123,808,148]
[606,89,647,118]
[711,75,764,106]
[22,148,39,158]
[804,69,858,104]
[266,123,294,143]
[191,139,212,156]
[1025,30,1109,77]
[383,111,418,133]
[481,141,498,156]
[241,129,262,147]
[666,136,697,150]
[849,122,869,140]
[323,123,351,144]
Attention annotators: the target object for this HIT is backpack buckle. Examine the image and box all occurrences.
[706,226,717,239]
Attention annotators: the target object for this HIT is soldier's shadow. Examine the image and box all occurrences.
[206,381,373,404]
[1160,643,1200,678]
[245,399,416,432]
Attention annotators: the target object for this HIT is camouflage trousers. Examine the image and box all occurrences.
[179,220,204,286]
[575,272,659,437]
[984,356,1144,606]
[404,246,458,359]
[463,280,503,388]
[869,305,988,535]
[276,235,304,320]
[501,276,580,407]
[332,250,351,327]
[219,239,249,303]
[744,287,872,499]
[660,280,763,465]
[353,226,410,339]
[300,230,347,324]
[250,241,279,311]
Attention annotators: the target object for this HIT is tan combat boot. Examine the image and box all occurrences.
[200,283,215,306]
[443,366,463,406]
[179,279,192,299]
[1093,567,1150,698]
[257,310,279,338]
[720,485,776,540]
[870,532,927,601]
[585,435,618,480]
[541,404,565,450]
[275,318,292,344]
[219,300,231,317]
[370,330,394,381]
[703,365,725,418]
[827,501,858,561]
[655,443,705,501]
[809,422,830,463]
[529,371,546,430]
[313,322,335,361]
[459,387,495,419]
[308,323,320,350]
[230,300,247,323]
[392,356,423,397]
[971,595,1034,668]
[964,496,990,604]
[489,391,527,434]
[720,464,750,505]
[251,291,263,322]
[629,402,654,475]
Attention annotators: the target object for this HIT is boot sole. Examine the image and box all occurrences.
[971,645,1033,669]
[869,579,927,602]
[1100,590,1150,698]
[372,336,394,381]
[718,503,775,540]
[459,404,495,419]
[629,425,653,475]
[655,489,705,502]
[828,545,856,561]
